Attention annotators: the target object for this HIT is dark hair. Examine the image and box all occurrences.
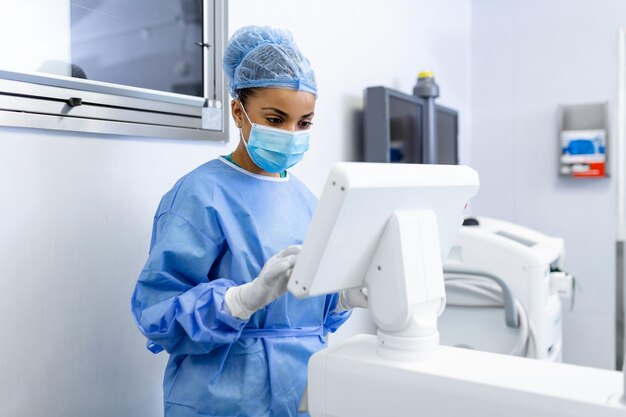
[235,88,261,108]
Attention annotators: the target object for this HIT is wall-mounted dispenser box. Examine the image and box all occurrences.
[559,102,608,178]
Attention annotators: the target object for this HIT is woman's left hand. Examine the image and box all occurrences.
[336,287,369,312]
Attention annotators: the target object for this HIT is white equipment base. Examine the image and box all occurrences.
[308,335,625,417]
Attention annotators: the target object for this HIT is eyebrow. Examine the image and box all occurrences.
[261,107,314,119]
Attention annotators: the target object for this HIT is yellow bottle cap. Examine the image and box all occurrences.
[418,71,434,78]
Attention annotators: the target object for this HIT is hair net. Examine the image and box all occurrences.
[223,25,317,98]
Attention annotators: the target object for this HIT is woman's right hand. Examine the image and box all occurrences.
[225,245,301,320]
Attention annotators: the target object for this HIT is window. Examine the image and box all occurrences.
[0,0,228,141]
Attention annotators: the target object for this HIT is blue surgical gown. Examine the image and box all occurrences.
[131,157,350,417]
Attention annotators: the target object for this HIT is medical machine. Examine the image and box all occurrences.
[289,162,626,417]
[439,217,575,360]
[363,86,459,165]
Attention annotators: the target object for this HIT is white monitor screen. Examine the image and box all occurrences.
[288,162,479,298]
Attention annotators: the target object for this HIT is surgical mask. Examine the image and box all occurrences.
[239,104,310,173]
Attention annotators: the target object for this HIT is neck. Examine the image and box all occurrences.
[231,140,280,178]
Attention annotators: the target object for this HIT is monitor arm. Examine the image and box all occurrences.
[364,209,446,361]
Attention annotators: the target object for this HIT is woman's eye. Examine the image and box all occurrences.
[299,121,313,129]
[266,118,282,125]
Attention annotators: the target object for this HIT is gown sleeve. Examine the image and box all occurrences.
[322,293,352,334]
[131,210,247,355]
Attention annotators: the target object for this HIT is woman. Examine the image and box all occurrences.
[131,26,366,417]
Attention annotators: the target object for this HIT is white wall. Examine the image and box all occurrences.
[0,129,228,417]
[471,0,626,369]
[0,1,472,416]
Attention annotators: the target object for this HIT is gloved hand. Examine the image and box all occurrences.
[225,245,301,320]
[335,287,369,312]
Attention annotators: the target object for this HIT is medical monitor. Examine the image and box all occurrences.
[363,86,459,165]
[364,86,424,163]
[288,162,479,298]
[436,104,459,165]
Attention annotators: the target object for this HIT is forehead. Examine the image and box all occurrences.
[247,88,316,114]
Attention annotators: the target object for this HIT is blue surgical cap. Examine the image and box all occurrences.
[223,26,317,98]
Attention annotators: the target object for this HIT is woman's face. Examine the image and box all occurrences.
[231,88,316,140]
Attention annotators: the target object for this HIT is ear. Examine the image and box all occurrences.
[231,99,243,128]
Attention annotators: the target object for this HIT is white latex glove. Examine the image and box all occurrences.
[225,245,301,320]
[335,287,369,312]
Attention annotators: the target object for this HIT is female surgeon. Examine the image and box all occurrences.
[131,26,367,417]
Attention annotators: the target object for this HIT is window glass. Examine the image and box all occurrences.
[67,0,204,97]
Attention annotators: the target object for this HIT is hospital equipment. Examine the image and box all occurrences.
[289,162,626,417]
[559,102,608,178]
[413,71,440,163]
[363,86,458,165]
[439,217,575,360]
[289,162,479,359]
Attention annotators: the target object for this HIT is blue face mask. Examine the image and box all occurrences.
[240,104,311,174]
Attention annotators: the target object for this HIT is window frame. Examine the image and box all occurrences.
[0,0,229,142]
